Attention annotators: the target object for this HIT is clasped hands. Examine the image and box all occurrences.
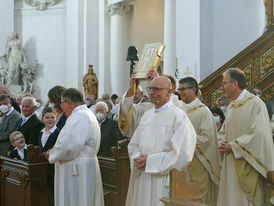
[133,154,147,170]
[218,141,232,154]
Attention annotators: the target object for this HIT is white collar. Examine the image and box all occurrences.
[42,125,57,133]
[154,98,173,113]
[6,106,14,116]
[186,98,199,107]
[72,104,86,113]
[236,89,248,101]
[15,144,27,151]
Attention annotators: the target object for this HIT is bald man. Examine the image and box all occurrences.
[125,76,196,206]
[118,70,187,139]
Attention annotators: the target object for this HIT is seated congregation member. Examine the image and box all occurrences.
[95,101,125,156]
[119,69,187,138]
[39,107,60,194]
[47,85,67,130]
[178,77,220,206]
[35,97,44,119]
[9,131,27,161]
[211,107,225,132]
[18,97,43,146]
[0,94,22,156]
[216,96,229,116]
[39,107,60,153]
[0,86,21,113]
[46,88,104,206]
[125,76,196,206]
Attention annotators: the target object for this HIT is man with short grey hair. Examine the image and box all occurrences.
[217,68,273,206]
[0,94,22,156]
[17,96,43,145]
[47,88,104,206]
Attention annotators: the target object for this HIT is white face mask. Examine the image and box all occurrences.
[220,106,226,114]
[0,105,9,114]
[96,112,106,121]
[214,115,220,124]
[36,102,41,108]
[48,102,55,107]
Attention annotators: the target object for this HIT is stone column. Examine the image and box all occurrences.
[106,2,130,96]
[163,0,176,76]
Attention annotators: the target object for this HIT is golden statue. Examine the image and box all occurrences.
[83,65,98,99]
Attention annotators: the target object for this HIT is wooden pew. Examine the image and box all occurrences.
[0,145,53,206]
[98,139,130,206]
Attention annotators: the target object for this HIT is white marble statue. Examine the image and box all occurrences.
[5,32,26,86]
[21,61,39,94]
[0,32,40,97]
[0,66,7,85]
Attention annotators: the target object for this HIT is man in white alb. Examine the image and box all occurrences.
[125,76,197,206]
[46,88,104,206]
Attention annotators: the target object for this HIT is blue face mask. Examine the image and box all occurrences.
[85,100,90,106]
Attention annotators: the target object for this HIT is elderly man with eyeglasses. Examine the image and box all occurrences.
[123,76,196,206]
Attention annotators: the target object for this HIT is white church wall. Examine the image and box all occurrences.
[129,0,164,92]
[14,0,66,102]
[200,0,213,80]
[176,0,201,81]
[0,1,14,58]
[130,0,164,60]
[212,0,266,71]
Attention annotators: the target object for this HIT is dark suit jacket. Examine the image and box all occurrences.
[38,127,60,193]
[18,114,44,146]
[11,98,21,114]
[98,118,125,156]
[9,148,27,161]
[56,113,67,131]
[38,127,60,153]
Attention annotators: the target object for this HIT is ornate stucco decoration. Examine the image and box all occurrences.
[24,0,61,11]
[106,2,130,16]
[263,0,274,30]
[260,47,274,77]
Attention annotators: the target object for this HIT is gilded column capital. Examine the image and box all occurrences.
[106,2,130,16]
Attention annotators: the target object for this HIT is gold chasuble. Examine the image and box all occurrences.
[217,92,274,206]
[186,98,220,206]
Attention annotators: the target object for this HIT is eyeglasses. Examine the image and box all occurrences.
[221,81,234,87]
[146,87,170,92]
[177,86,192,92]
[12,136,24,142]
